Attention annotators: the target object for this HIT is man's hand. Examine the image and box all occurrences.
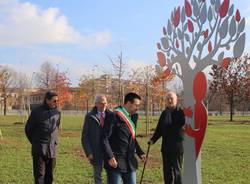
[87,154,93,161]
[183,106,193,118]
[140,154,146,162]
[108,157,118,168]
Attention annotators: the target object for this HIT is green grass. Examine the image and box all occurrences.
[208,115,250,122]
[0,115,249,184]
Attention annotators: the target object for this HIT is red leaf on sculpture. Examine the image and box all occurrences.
[221,57,231,68]
[203,29,208,39]
[235,9,241,22]
[157,43,161,50]
[208,41,212,52]
[163,27,167,35]
[157,52,167,67]
[220,0,229,18]
[185,0,192,17]
[173,7,181,27]
[176,39,179,48]
[188,19,194,32]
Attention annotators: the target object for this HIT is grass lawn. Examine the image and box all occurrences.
[0,114,249,184]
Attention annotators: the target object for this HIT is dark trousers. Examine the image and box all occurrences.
[32,156,56,184]
[93,164,103,184]
[162,151,183,184]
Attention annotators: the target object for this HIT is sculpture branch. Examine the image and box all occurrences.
[195,57,218,72]
[187,23,202,62]
[168,57,183,79]
[198,14,219,60]
[181,23,185,56]
[213,17,222,51]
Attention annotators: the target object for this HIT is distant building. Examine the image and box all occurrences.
[29,91,44,109]
[0,88,19,111]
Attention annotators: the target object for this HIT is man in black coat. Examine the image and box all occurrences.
[25,91,61,184]
[103,92,146,184]
[81,95,113,184]
[148,91,185,184]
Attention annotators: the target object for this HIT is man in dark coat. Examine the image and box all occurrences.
[25,91,61,184]
[148,91,185,184]
[103,92,146,184]
[81,95,113,184]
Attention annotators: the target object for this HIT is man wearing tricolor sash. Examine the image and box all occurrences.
[103,92,146,184]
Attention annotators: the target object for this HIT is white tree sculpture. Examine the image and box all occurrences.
[156,0,245,183]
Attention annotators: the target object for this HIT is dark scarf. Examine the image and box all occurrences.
[165,107,174,125]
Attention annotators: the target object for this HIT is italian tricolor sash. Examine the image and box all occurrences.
[114,107,136,139]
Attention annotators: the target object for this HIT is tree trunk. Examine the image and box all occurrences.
[152,102,155,116]
[205,99,209,112]
[118,80,121,106]
[145,85,150,135]
[218,97,222,116]
[0,128,3,140]
[242,103,245,116]
[86,100,89,113]
[3,96,7,116]
[230,92,234,122]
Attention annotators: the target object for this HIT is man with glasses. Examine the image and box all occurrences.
[25,91,61,184]
[81,95,113,184]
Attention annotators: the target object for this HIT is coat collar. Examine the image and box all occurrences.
[90,106,112,115]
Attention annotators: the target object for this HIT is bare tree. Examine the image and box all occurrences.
[0,66,16,115]
[128,65,156,134]
[36,62,56,89]
[14,72,29,122]
[79,74,96,113]
[143,66,156,135]
[108,50,127,106]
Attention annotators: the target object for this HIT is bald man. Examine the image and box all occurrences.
[148,92,185,184]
